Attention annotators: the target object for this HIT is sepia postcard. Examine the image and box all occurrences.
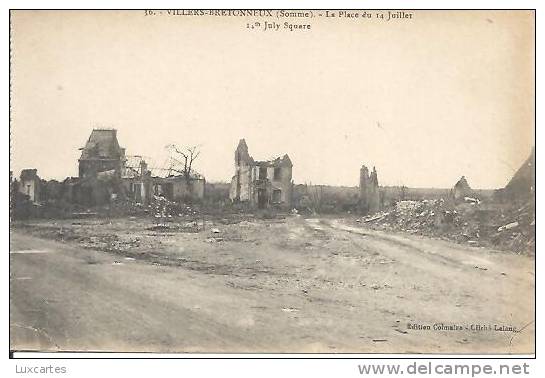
[9,9,535,355]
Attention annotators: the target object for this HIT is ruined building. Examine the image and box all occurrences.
[452,176,474,201]
[152,173,206,203]
[359,165,380,215]
[77,129,207,206]
[78,129,126,179]
[122,155,152,205]
[18,169,41,203]
[229,139,293,209]
[75,129,127,206]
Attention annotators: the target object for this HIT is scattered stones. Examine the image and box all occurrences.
[358,198,535,254]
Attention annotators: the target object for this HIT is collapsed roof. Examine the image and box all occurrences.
[79,129,124,161]
[236,138,292,167]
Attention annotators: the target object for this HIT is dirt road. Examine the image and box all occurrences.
[10,216,535,353]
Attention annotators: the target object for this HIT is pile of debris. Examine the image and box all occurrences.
[490,201,535,253]
[358,199,535,254]
[361,199,465,235]
[68,195,200,220]
[109,199,149,216]
[150,195,199,219]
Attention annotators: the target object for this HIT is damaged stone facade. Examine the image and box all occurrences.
[72,129,127,206]
[122,153,206,205]
[229,139,293,209]
[452,176,474,201]
[153,174,206,202]
[359,165,380,215]
[76,130,207,206]
[122,156,152,205]
[18,169,41,203]
[78,129,126,179]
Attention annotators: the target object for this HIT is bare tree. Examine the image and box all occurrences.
[165,144,201,182]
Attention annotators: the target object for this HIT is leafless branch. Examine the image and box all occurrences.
[165,144,202,184]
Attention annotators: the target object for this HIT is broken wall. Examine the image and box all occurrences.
[359,165,380,215]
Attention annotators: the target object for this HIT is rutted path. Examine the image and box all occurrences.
[10,217,535,353]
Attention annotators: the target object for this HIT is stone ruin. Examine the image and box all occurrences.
[359,165,380,215]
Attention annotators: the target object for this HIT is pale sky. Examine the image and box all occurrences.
[10,10,535,188]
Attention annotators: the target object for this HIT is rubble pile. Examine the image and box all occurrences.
[150,195,199,219]
[359,199,535,254]
[362,199,466,236]
[109,199,149,216]
[490,201,535,253]
[69,196,201,220]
